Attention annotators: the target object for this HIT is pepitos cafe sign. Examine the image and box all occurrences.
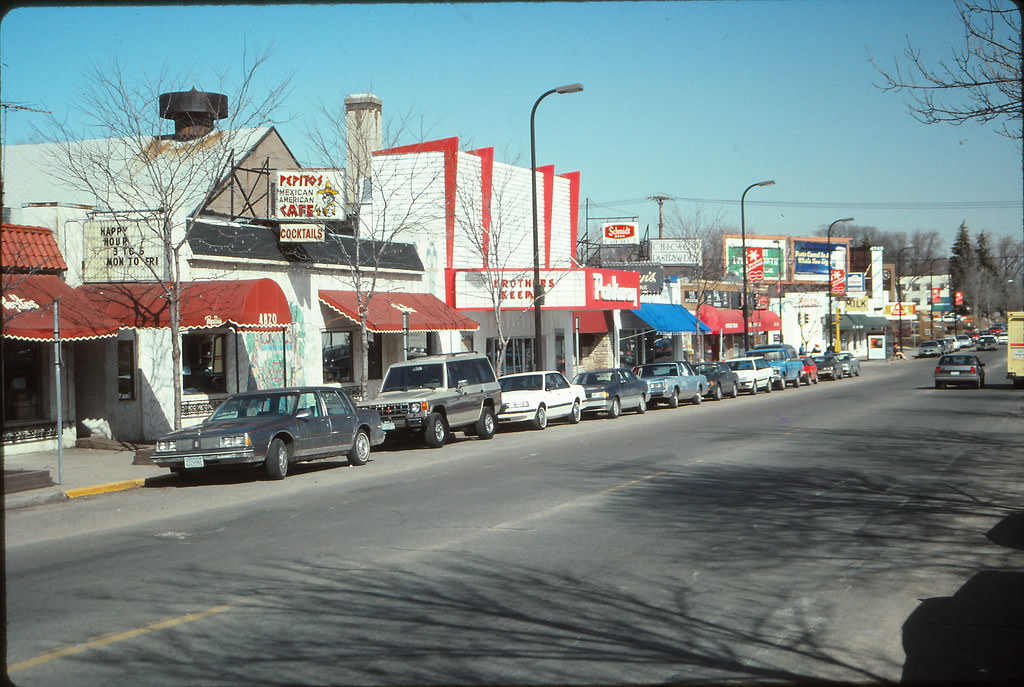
[452,268,640,310]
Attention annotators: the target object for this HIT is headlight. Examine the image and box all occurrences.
[156,440,175,452]
[407,401,429,415]
[591,391,609,399]
[505,400,530,409]
[648,381,665,390]
[219,434,251,448]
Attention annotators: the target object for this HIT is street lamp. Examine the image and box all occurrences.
[774,238,784,342]
[531,83,583,371]
[895,245,911,355]
[826,217,854,352]
[740,179,775,352]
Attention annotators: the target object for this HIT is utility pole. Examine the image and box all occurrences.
[648,194,671,239]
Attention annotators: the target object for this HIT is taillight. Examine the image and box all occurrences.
[969,366,976,373]
[935,367,941,374]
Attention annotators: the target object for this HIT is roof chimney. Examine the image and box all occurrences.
[159,89,228,140]
[344,93,382,207]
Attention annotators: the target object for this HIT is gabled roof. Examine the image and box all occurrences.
[1,223,68,273]
[2,127,274,217]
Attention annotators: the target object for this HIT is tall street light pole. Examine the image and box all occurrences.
[895,245,911,356]
[740,179,775,352]
[531,83,583,371]
[826,217,854,352]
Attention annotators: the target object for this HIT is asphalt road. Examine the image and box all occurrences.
[5,351,1023,686]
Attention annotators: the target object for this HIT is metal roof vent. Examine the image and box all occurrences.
[158,89,228,140]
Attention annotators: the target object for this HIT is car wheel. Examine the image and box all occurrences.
[790,376,800,388]
[812,376,818,384]
[424,412,448,448]
[635,394,647,413]
[265,437,290,480]
[347,430,371,466]
[607,396,622,419]
[531,405,548,430]
[667,389,679,408]
[712,384,723,401]
[730,384,739,398]
[691,389,702,405]
[567,400,582,424]
[775,378,784,391]
[475,407,496,440]
[854,368,860,377]
[765,379,772,393]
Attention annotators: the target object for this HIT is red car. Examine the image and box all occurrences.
[800,356,819,385]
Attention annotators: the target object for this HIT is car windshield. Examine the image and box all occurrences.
[755,350,783,362]
[499,375,543,392]
[812,356,831,364]
[727,360,752,371]
[692,363,716,375]
[636,364,677,378]
[575,371,615,385]
[940,355,976,366]
[209,393,299,421]
[381,363,444,391]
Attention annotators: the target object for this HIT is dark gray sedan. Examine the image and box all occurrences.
[812,355,844,381]
[153,387,386,480]
[934,354,986,388]
[572,368,648,418]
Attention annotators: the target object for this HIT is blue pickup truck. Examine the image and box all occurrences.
[746,344,804,390]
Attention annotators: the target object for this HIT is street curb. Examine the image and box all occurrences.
[64,479,147,499]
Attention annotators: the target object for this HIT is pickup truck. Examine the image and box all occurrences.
[746,344,804,389]
[633,361,707,407]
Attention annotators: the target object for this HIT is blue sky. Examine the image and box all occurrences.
[2,1,1021,246]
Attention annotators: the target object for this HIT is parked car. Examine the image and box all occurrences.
[934,354,986,388]
[633,360,706,407]
[746,344,804,389]
[916,340,943,357]
[724,357,774,394]
[956,334,973,349]
[812,354,844,381]
[975,334,998,351]
[152,387,386,480]
[940,336,959,353]
[573,368,648,418]
[833,351,861,377]
[359,352,501,448]
[799,356,819,385]
[497,371,585,429]
[692,361,740,400]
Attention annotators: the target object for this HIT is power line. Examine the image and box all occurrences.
[589,195,1023,211]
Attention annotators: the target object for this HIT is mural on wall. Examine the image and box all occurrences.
[242,304,304,389]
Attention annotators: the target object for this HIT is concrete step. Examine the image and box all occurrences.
[3,469,55,494]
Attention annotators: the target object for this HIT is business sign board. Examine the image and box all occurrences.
[279,224,325,242]
[603,262,664,294]
[792,239,847,282]
[647,238,702,265]
[83,218,164,282]
[274,169,344,221]
[746,247,764,282]
[830,268,846,295]
[602,222,640,245]
[453,268,640,310]
[724,241,783,280]
[846,272,865,292]
[885,303,917,318]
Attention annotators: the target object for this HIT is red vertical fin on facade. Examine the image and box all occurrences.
[374,136,460,270]
[559,171,581,265]
[538,165,555,268]
[468,147,494,267]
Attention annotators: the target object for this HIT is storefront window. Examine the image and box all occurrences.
[322,331,353,384]
[487,336,534,375]
[3,340,44,421]
[118,339,136,400]
[182,333,226,395]
[367,332,383,380]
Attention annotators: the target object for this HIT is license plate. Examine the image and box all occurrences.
[183,456,205,468]
[380,420,395,431]
[950,370,960,375]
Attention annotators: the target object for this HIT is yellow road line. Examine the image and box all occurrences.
[65,479,146,499]
[9,604,234,672]
[602,470,669,494]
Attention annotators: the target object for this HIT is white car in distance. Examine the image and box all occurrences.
[497,371,586,430]
[724,357,775,394]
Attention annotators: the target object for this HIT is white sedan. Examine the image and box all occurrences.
[497,371,586,430]
[724,357,775,394]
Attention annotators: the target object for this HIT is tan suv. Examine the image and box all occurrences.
[359,353,502,448]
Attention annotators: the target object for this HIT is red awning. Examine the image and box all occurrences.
[319,290,479,333]
[749,309,782,332]
[80,278,292,330]
[698,305,745,335]
[3,275,119,341]
[573,310,610,334]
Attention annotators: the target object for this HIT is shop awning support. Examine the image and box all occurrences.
[53,301,64,485]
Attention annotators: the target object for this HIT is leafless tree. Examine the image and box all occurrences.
[871,0,1023,141]
[40,49,291,428]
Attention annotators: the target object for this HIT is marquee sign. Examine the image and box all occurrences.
[83,218,164,282]
[647,238,701,266]
[452,268,640,310]
[602,222,640,245]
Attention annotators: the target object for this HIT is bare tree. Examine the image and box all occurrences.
[304,100,446,392]
[871,0,1023,140]
[41,49,291,428]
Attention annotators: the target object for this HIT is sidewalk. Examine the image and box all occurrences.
[3,438,166,511]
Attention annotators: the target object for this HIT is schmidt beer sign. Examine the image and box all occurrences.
[602,222,639,245]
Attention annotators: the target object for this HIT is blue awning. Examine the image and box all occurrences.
[627,303,711,334]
